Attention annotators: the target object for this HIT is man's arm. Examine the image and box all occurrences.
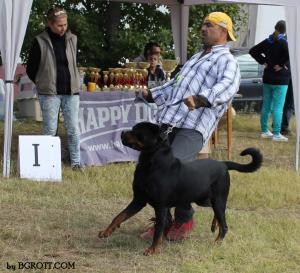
[26,39,41,83]
[148,78,176,107]
[186,58,240,109]
[142,88,211,110]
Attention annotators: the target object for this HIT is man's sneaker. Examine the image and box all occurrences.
[140,225,155,241]
[140,219,171,241]
[71,164,85,172]
[165,219,194,241]
[272,133,288,142]
[261,130,273,138]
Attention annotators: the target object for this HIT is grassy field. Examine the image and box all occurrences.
[0,114,300,273]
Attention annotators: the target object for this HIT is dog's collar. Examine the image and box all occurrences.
[159,124,175,142]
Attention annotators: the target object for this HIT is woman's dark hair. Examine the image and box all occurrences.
[275,20,286,34]
[47,7,67,22]
[271,20,286,41]
[143,42,161,58]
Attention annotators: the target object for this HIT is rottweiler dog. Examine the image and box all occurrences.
[99,122,263,255]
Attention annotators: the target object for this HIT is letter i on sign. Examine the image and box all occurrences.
[32,144,40,166]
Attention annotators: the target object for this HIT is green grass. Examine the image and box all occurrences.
[0,115,300,273]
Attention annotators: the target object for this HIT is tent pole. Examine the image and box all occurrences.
[3,82,14,177]
[170,3,189,64]
[296,137,299,171]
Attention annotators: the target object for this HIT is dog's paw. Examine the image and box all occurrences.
[214,236,223,244]
[143,246,160,256]
[98,229,112,238]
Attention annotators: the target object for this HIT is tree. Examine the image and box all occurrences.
[21,1,245,69]
[188,4,246,58]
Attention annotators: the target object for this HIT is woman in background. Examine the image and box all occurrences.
[250,20,291,141]
[27,7,82,170]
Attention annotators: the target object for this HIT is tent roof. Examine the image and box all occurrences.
[216,0,300,7]
[110,0,300,6]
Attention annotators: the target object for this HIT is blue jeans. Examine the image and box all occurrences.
[261,84,288,135]
[39,95,80,166]
[167,127,204,223]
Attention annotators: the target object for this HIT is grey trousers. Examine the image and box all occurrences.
[166,126,204,223]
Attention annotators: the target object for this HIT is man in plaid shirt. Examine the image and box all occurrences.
[139,12,241,241]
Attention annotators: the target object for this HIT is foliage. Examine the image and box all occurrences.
[188,4,247,59]
[21,0,55,62]
[21,1,246,69]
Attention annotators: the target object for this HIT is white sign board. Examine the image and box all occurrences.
[19,135,62,182]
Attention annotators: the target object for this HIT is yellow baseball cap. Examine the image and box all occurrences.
[204,12,236,42]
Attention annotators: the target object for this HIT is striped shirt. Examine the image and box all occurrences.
[150,44,241,144]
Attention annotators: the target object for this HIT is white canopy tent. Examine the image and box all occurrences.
[0,0,33,177]
[112,0,300,170]
[1,0,300,177]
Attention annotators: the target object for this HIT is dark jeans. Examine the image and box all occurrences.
[162,126,204,224]
[281,81,294,133]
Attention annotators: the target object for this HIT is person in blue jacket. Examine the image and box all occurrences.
[250,20,291,141]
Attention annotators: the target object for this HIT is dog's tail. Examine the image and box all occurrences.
[224,148,263,173]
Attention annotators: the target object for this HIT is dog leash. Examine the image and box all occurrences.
[134,90,183,128]
[134,78,211,140]
[134,89,185,109]
[134,90,187,140]
[134,90,157,109]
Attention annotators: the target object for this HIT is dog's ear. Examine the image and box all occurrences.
[152,123,161,138]
[144,123,161,141]
[134,122,163,149]
[138,122,160,137]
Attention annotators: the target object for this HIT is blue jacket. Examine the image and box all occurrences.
[249,34,290,85]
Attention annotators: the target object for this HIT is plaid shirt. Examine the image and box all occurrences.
[150,44,241,144]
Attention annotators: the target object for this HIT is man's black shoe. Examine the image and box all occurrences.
[281,129,292,136]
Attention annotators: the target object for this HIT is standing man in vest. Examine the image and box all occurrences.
[27,7,82,171]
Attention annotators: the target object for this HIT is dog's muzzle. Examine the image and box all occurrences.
[121,130,140,150]
[121,130,131,145]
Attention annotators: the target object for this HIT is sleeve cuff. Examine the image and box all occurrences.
[200,89,214,106]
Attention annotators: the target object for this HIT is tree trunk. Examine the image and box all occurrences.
[105,1,121,50]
